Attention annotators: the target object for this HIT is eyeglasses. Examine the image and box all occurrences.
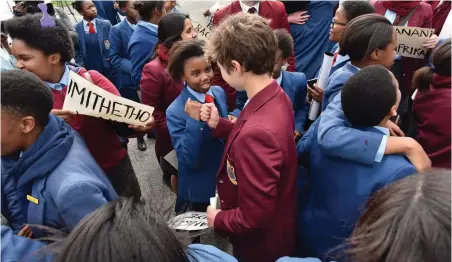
[331,18,347,27]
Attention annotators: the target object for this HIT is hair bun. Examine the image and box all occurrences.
[133,1,144,11]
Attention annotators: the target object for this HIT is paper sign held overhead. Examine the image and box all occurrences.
[168,211,209,231]
[63,72,154,126]
[394,26,435,59]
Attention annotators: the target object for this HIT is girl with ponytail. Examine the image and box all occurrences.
[412,39,451,169]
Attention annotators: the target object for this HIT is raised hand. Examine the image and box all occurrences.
[184,98,202,121]
[200,103,220,129]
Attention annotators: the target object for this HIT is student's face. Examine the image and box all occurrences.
[329,6,348,43]
[12,39,56,82]
[218,61,245,91]
[0,110,34,157]
[272,49,286,79]
[81,0,97,19]
[391,73,401,115]
[123,0,139,23]
[378,29,398,69]
[183,56,213,93]
[180,19,198,40]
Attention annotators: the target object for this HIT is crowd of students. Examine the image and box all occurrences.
[1,1,451,262]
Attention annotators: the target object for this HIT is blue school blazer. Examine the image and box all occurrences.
[329,43,350,76]
[233,70,309,134]
[74,18,112,70]
[93,0,119,26]
[298,123,416,259]
[321,62,359,111]
[109,19,135,89]
[127,24,158,86]
[166,86,228,203]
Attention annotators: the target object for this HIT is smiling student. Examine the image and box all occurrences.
[73,0,113,80]
[4,14,150,198]
[166,39,227,215]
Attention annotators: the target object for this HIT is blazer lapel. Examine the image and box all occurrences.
[76,23,86,57]
[211,87,228,118]
[97,20,105,55]
[27,179,46,229]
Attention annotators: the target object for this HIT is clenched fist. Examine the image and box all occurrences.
[185,98,202,121]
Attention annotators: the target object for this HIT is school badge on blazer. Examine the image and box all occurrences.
[104,40,111,49]
[226,159,237,185]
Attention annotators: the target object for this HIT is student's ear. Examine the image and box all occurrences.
[230,60,242,73]
[389,105,398,117]
[20,116,36,134]
[370,49,379,61]
[49,53,61,65]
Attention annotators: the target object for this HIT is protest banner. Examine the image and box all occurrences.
[62,71,154,126]
[168,211,209,231]
[394,26,435,59]
[178,0,231,40]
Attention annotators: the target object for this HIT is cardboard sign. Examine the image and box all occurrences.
[168,211,209,231]
[394,26,435,59]
[178,1,231,40]
[63,72,154,126]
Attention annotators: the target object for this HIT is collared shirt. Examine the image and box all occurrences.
[187,85,214,103]
[374,126,389,163]
[83,18,97,33]
[126,18,137,31]
[45,65,70,91]
[138,20,158,33]
[0,47,16,72]
[239,1,260,13]
[275,73,283,86]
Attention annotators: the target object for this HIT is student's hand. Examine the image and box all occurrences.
[51,109,75,123]
[288,11,310,25]
[17,225,33,238]
[207,206,221,227]
[307,83,323,103]
[386,120,405,137]
[200,103,220,129]
[128,117,155,133]
[184,98,202,121]
[294,131,302,141]
[228,115,237,123]
[422,34,440,49]
[404,138,432,172]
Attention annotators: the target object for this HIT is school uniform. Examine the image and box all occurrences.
[212,81,298,262]
[211,0,296,110]
[413,74,451,169]
[1,115,118,237]
[166,85,228,212]
[44,64,141,198]
[75,18,113,79]
[329,43,350,76]
[297,122,416,259]
[233,70,309,135]
[93,0,119,26]
[141,47,184,161]
[289,1,337,79]
[322,61,360,111]
[109,19,138,100]
[128,21,159,86]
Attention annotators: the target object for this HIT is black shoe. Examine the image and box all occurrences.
[137,137,147,151]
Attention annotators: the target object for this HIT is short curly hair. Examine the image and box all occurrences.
[4,14,75,64]
[206,13,277,75]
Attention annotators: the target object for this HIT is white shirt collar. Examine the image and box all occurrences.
[239,1,260,13]
[275,73,283,86]
[83,18,96,28]
[126,18,137,31]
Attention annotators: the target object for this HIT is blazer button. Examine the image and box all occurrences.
[218,180,223,183]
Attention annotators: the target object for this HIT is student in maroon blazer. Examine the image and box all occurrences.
[412,40,451,169]
[140,13,197,186]
[202,13,298,262]
[211,0,296,110]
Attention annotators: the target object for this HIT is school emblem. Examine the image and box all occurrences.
[104,40,111,49]
[226,160,237,185]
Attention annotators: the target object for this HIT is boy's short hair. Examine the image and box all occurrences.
[1,70,54,127]
[274,29,294,59]
[168,39,206,81]
[339,14,393,62]
[206,13,277,75]
[4,14,74,64]
[341,1,376,22]
[341,65,396,127]
[72,0,85,13]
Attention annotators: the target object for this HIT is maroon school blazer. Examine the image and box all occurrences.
[211,0,296,110]
[212,81,298,262]
[140,57,184,159]
[373,1,433,94]
[413,74,451,169]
